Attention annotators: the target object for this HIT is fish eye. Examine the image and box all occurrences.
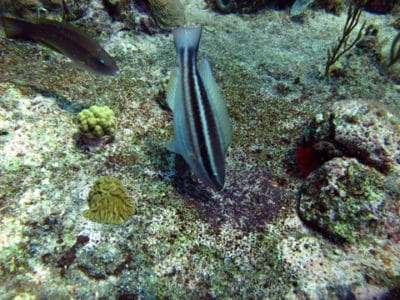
[98,58,105,65]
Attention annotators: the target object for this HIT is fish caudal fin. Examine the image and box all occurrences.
[1,16,32,39]
[173,27,202,52]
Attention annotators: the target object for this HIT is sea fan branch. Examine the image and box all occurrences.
[325,0,367,77]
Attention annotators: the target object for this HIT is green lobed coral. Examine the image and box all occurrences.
[83,177,135,224]
[77,105,116,139]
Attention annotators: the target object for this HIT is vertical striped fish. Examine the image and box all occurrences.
[166,26,232,191]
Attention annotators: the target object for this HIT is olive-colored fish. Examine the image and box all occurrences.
[1,16,119,75]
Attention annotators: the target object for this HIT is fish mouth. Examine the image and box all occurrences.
[112,67,120,75]
[101,65,119,76]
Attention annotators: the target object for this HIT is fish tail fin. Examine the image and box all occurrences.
[1,16,32,39]
[173,27,202,52]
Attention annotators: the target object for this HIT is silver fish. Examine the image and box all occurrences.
[166,27,232,191]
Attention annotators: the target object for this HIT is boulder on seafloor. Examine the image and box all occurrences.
[298,157,390,243]
[297,99,400,243]
[300,100,400,174]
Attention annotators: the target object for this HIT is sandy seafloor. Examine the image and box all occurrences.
[0,0,400,299]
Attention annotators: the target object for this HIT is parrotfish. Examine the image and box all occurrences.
[166,27,232,191]
[0,16,119,75]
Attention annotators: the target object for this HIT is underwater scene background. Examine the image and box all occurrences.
[0,0,400,298]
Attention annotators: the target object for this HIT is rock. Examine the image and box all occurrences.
[298,157,388,243]
[301,100,400,174]
[77,244,126,279]
[147,0,185,29]
[298,100,400,243]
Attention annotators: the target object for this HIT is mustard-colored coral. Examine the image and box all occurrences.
[77,105,116,138]
[83,177,135,224]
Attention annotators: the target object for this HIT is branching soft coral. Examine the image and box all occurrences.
[325,0,366,77]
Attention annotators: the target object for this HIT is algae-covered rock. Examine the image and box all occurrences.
[0,0,88,20]
[207,0,281,13]
[77,105,116,139]
[331,100,400,173]
[298,158,386,243]
[147,0,185,29]
[77,243,125,279]
[83,176,135,224]
[300,100,400,174]
[297,99,400,243]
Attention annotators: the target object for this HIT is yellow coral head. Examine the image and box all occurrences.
[83,177,135,224]
[77,105,116,139]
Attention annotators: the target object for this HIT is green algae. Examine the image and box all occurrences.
[0,244,27,275]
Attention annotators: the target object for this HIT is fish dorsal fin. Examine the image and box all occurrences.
[198,56,232,150]
[166,68,179,110]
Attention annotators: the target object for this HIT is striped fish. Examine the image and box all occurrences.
[166,27,232,191]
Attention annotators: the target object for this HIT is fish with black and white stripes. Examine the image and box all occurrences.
[166,26,233,191]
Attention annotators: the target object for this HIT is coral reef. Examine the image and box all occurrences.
[83,177,135,224]
[1,1,400,298]
[77,105,116,139]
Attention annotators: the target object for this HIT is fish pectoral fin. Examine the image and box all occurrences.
[34,37,64,54]
[166,68,179,111]
[198,55,233,150]
[166,139,180,154]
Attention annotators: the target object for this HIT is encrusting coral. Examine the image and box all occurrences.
[83,177,135,224]
[77,105,116,139]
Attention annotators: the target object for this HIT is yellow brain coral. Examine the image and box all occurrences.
[83,177,135,224]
